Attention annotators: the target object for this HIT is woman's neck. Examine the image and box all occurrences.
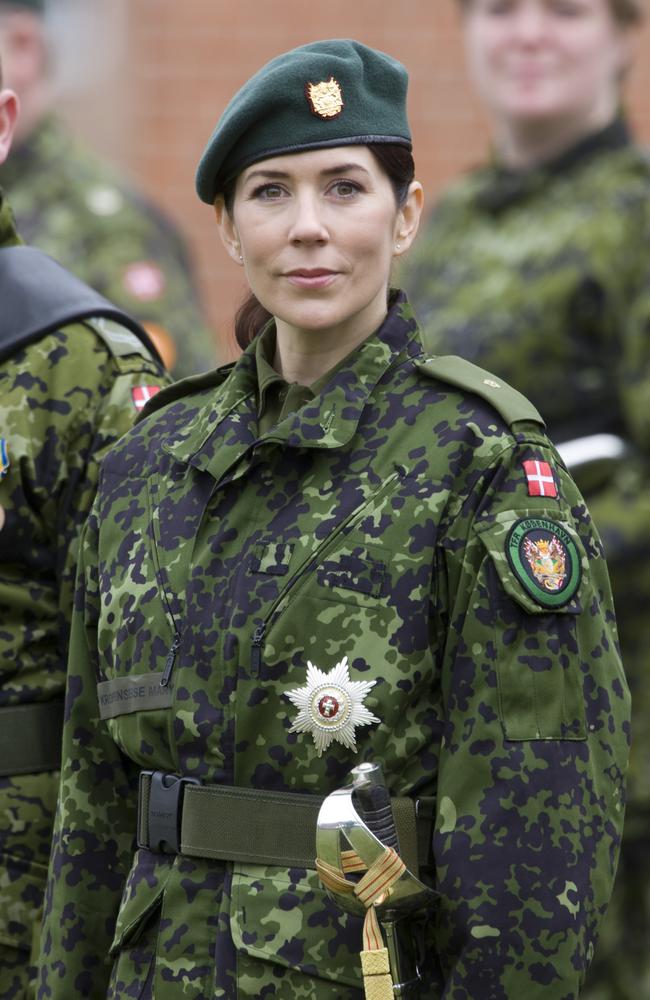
[493,102,619,172]
[272,303,388,386]
[272,327,365,387]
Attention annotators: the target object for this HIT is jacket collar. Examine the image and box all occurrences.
[475,116,633,214]
[164,291,421,482]
[0,115,63,191]
[0,190,22,248]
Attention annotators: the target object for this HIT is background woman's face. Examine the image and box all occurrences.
[225,146,410,343]
[463,0,629,130]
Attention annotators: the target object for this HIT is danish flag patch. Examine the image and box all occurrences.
[523,459,558,498]
[132,385,161,411]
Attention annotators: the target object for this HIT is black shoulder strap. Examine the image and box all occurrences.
[0,245,163,364]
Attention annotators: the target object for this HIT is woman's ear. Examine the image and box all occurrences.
[393,181,424,257]
[0,89,19,166]
[214,196,245,265]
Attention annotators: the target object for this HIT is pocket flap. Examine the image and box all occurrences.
[109,848,174,956]
[230,864,363,989]
[317,546,387,597]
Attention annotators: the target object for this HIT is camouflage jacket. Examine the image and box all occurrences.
[404,117,650,807]
[0,191,170,980]
[38,293,629,999]
[0,114,216,378]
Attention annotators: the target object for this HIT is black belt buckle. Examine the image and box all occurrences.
[138,770,200,854]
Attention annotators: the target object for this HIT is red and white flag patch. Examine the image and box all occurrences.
[523,459,558,498]
[132,385,161,411]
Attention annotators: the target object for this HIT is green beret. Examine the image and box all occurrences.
[196,39,411,204]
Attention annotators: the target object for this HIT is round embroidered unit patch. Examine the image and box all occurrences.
[506,518,582,609]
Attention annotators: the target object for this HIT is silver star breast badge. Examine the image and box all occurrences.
[285,656,380,756]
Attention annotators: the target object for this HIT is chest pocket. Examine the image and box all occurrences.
[250,540,295,576]
[317,545,388,600]
[474,511,587,742]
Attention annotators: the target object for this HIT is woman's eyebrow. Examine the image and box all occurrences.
[244,163,371,183]
[320,163,371,177]
[244,169,290,181]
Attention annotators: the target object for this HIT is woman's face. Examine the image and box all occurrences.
[217,145,421,345]
[462,0,630,130]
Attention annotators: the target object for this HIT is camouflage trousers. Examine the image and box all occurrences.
[581,814,650,1000]
[0,944,36,1000]
[0,772,57,1000]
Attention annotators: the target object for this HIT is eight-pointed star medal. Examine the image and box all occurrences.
[285,656,380,756]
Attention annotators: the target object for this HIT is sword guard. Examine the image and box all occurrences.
[316,767,437,919]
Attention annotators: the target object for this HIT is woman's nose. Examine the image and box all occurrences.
[287,193,329,244]
[511,3,548,42]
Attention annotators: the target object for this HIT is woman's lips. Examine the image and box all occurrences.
[284,269,340,289]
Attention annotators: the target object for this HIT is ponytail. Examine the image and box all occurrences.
[234,292,273,350]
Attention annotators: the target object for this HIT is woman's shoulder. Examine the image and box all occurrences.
[411,351,545,433]
[575,141,650,196]
[137,363,237,419]
[98,362,237,477]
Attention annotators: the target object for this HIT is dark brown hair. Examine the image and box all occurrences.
[455,0,645,26]
[611,0,646,23]
[225,143,415,350]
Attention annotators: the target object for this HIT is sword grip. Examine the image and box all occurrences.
[352,763,399,854]
[353,771,400,854]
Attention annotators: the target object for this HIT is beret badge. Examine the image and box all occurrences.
[305,77,344,119]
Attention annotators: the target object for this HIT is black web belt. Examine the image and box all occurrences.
[137,770,434,874]
[0,699,65,777]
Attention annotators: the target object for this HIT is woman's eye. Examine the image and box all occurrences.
[548,0,585,15]
[253,183,286,201]
[330,180,362,198]
[478,0,516,14]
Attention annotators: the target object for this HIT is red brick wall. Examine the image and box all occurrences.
[62,0,650,359]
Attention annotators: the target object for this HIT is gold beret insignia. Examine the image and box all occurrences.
[305,77,344,119]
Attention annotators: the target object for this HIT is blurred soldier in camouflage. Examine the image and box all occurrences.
[0,0,215,377]
[404,1,649,996]
[0,54,170,998]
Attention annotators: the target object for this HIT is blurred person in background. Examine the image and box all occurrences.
[403,1,649,996]
[0,0,216,377]
[0,51,170,998]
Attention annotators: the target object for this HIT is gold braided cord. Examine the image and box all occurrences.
[361,948,394,1000]
[341,849,367,873]
[316,847,406,1000]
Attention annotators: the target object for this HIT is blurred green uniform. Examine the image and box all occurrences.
[0,190,170,999]
[0,114,215,377]
[38,292,629,998]
[404,117,650,999]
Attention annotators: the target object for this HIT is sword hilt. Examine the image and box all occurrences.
[351,762,400,853]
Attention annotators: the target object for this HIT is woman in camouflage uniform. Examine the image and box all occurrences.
[38,40,629,1000]
[404,3,648,995]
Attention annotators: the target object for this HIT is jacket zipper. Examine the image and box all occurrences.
[249,470,401,675]
[161,631,182,687]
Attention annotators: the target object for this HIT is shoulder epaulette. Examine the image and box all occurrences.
[136,363,236,421]
[0,245,163,365]
[414,354,545,430]
[82,317,155,359]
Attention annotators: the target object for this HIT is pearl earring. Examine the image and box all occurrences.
[395,243,401,251]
